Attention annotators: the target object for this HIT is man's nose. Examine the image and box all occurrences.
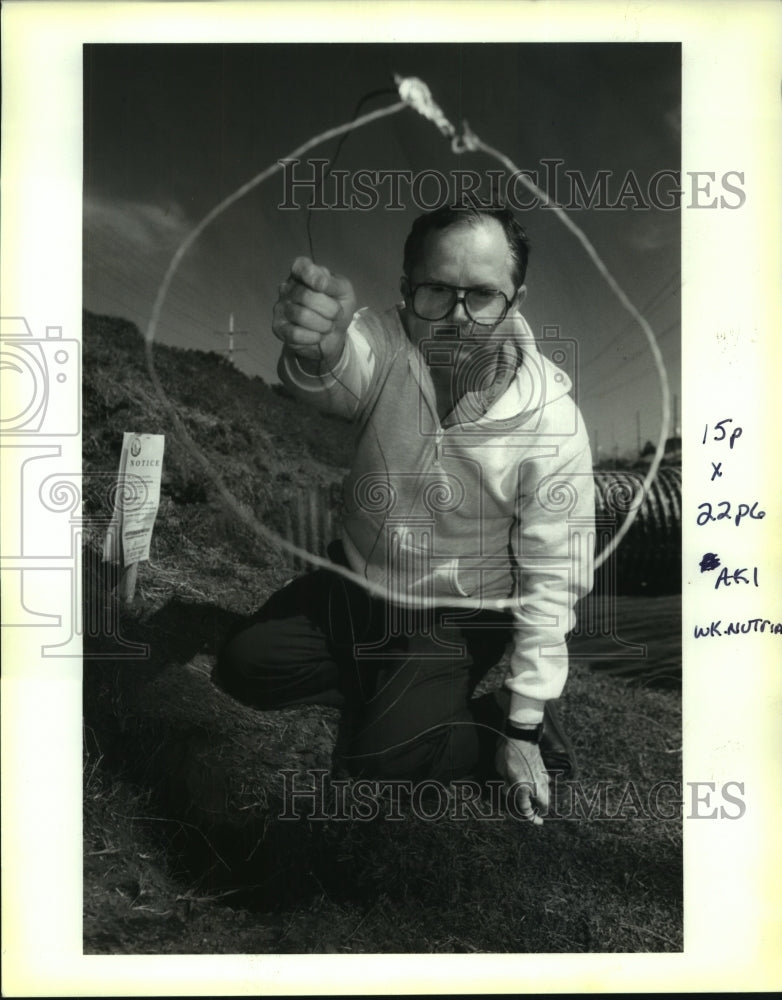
[447,296,470,324]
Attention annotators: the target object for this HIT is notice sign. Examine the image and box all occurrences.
[103,433,165,568]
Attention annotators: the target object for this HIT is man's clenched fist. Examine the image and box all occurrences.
[273,256,357,370]
[496,737,551,826]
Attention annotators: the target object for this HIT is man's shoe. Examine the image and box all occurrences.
[539,701,578,781]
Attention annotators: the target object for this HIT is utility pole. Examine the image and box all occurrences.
[636,409,641,457]
[214,313,248,365]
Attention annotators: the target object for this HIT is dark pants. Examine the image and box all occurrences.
[214,544,512,781]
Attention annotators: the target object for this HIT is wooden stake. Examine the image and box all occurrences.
[119,562,139,605]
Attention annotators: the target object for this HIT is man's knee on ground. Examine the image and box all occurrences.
[212,628,261,699]
[343,745,410,781]
[344,724,462,782]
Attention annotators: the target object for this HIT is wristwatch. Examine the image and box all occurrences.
[504,719,544,744]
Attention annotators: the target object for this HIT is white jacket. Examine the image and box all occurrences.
[280,304,595,724]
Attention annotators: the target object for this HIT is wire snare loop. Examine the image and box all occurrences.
[142,74,667,604]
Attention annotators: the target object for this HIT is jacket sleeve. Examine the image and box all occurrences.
[277,309,381,420]
[506,406,595,724]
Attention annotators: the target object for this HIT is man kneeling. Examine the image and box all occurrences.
[215,203,595,824]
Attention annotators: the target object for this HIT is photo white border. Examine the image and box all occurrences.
[2,0,781,994]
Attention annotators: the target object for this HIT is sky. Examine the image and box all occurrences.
[83,42,681,458]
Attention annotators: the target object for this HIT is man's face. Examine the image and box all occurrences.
[400,217,524,364]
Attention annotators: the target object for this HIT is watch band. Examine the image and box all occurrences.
[504,720,544,744]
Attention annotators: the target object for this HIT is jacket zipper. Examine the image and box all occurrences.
[434,427,444,466]
[411,353,448,469]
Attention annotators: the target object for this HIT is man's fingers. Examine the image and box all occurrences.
[321,268,354,302]
[289,255,317,284]
[281,279,341,322]
[527,757,551,816]
[516,785,544,827]
[275,258,352,365]
[272,316,325,349]
[535,774,550,813]
[290,255,334,295]
[501,740,550,825]
[282,300,334,335]
[290,256,353,302]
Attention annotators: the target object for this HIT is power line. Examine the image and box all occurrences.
[580,317,680,398]
[576,272,680,376]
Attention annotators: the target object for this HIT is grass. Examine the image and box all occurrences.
[82,310,682,954]
[83,547,682,954]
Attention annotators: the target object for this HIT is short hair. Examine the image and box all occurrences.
[402,202,531,288]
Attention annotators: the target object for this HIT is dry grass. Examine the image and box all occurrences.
[84,547,682,954]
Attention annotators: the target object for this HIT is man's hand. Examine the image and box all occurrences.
[496,737,551,827]
[273,256,357,370]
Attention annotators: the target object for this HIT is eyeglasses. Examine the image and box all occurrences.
[410,283,516,327]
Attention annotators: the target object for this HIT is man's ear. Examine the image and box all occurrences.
[400,276,410,300]
[514,284,527,308]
